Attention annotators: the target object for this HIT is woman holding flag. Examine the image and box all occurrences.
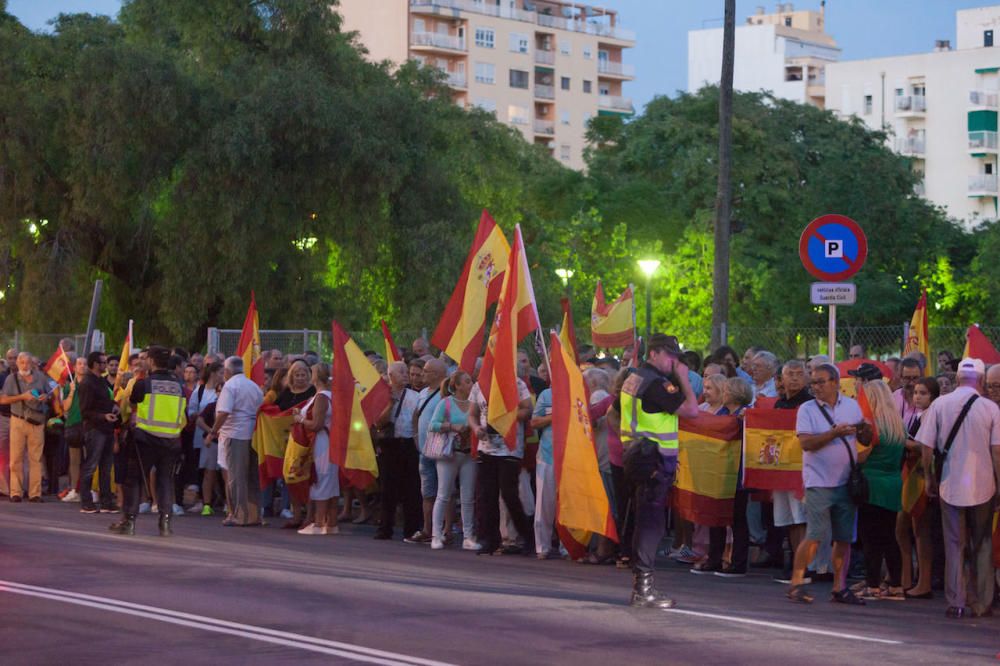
[294,363,338,535]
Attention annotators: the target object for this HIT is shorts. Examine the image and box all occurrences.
[419,454,438,499]
[772,489,807,527]
[804,485,856,543]
[200,444,220,471]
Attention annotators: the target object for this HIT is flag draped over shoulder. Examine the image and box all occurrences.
[431,210,510,373]
[590,280,634,348]
[237,291,266,386]
[381,319,402,363]
[963,324,1000,364]
[549,332,617,559]
[478,225,541,450]
[253,402,307,488]
[43,346,71,386]
[905,289,930,374]
[673,415,743,527]
[742,408,803,493]
[331,321,391,489]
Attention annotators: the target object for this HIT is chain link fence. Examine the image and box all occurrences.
[0,331,103,358]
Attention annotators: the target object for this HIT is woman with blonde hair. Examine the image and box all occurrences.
[295,363,338,535]
[699,374,727,414]
[855,378,906,600]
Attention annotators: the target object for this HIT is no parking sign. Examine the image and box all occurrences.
[798,214,868,282]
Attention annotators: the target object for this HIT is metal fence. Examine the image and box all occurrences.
[206,329,326,358]
[0,331,104,358]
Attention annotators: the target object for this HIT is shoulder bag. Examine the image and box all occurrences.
[816,401,868,505]
[13,373,48,426]
[423,398,456,460]
[934,395,978,485]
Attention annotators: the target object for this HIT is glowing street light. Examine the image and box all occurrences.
[637,259,661,341]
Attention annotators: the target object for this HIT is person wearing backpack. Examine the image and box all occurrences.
[1,352,53,502]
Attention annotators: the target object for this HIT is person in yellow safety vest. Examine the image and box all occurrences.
[617,333,699,610]
[109,345,187,537]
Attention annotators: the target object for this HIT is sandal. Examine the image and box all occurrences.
[282,520,304,530]
[787,584,814,604]
[582,553,615,565]
[831,588,867,606]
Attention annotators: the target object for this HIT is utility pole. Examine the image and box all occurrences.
[710,0,735,350]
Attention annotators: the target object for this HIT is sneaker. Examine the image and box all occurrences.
[297,524,324,535]
[322,526,341,535]
[58,488,71,499]
[150,503,159,514]
[100,505,120,514]
[279,508,294,519]
[28,496,43,503]
[690,561,723,575]
[139,502,152,514]
[200,504,215,517]
[171,503,184,516]
[80,505,99,514]
[715,566,748,578]
[431,537,444,550]
[671,545,702,564]
[187,501,204,514]
[61,489,80,503]
[10,495,21,503]
[403,530,432,544]
[462,538,482,551]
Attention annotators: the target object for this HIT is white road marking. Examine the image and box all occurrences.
[662,607,903,645]
[0,580,459,666]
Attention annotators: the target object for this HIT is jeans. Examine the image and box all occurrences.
[123,430,180,517]
[476,453,533,553]
[432,452,476,540]
[632,455,676,574]
[533,460,557,555]
[376,438,422,538]
[81,429,114,508]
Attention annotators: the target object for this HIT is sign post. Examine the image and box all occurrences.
[799,215,868,362]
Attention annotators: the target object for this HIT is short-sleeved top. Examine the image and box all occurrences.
[415,387,443,453]
[860,429,905,512]
[915,385,1000,507]
[62,381,82,427]
[795,394,863,489]
[688,370,704,400]
[893,388,921,434]
[533,388,554,465]
[215,373,264,441]
[275,386,316,412]
[0,369,10,417]
[2,369,50,421]
[391,388,420,440]
[755,378,779,400]
[471,378,531,459]
[188,384,219,449]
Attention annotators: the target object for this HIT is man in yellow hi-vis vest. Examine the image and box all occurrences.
[618,334,698,609]
[109,346,186,537]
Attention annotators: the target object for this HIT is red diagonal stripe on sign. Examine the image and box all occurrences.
[808,228,861,273]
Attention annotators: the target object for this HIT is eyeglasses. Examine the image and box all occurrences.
[987,383,1000,391]
[810,379,830,386]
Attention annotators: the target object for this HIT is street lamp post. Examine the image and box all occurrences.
[555,268,574,299]
[637,259,661,342]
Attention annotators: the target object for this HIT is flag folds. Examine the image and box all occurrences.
[252,401,307,489]
[431,210,510,373]
[237,291,266,386]
[742,408,803,493]
[331,321,391,489]
[283,421,314,504]
[905,289,930,375]
[113,320,133,391]
[549,332,618,559]
[478,225,541,450]
[381,319,403,363]
[558,297,579,365]
[43,346,71,386]
[963,324,1000,364]
[590,280,634,348]
[673,415,743,527]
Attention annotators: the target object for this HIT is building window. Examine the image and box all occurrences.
[583,80,592,94]
[559,39,571,55]
[508,104,530,125]
[863,95,872,115]
[475,28,495,49]
[784,16,792,26]
[985,30,994,47]
[583,46,592,59]
[473,97,496,113]
[987,163,995,175]
[599,83,610,96]
[560,110,570,125]
[582,111,592,126]
[475,62,495,84]
[560,77,570,91]
[509,69,529,89]
[414,18,426,33]
[509,33,529,53]
[559,144,571,161]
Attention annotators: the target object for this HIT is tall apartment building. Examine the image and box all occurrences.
[826,6,1000,226]
[338,0,635,170]
[688,2,840,108]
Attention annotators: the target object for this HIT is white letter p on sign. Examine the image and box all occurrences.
[824,240,842,258]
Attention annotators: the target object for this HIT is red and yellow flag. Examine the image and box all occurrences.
[559,297,579,365]
[43,346,71,386]
[905,289,930,375]
[550,332,618,559]
[857,383,880,446]
[380,319,403,363]
[590,280,634,348]
[742,408,803,494]
[673,414,742,527]
[253,401,308,488]
[963,324,1000,364]
[332,321,391,489]
[478,225,540,450]
[283,421,314,504]
[236,291,266,386]
[431,210,510,373]
[113,320,133,392]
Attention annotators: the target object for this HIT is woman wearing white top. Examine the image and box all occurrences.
[192,362,224,516]
[296,363,339,535]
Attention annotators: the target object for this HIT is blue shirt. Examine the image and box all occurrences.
[415,387,443,454]
[688,370,704,400]
[533,389,554,465]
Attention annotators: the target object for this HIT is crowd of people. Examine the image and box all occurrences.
[1,333,998,619]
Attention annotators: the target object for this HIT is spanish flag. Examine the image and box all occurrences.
[236,291,266,386]
[479,225,541,450]
[381,319,403,363]
[962,324,1000,364]
[549,332,618,559]
[558,297,579,364]
[673,415,742,527]
[742,408,803,493]
[283,421,314,504]
[431,210,510,373]
[857,383,879,446]
[590,280,634,348]
[904,289,930,375]
[253,401,307,488]
[332,321,390,489]
[113,320,133,392]
[43,346,71,386]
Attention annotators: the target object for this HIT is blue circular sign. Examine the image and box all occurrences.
[798,214,868,281]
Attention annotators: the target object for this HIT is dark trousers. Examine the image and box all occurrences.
[123,431,180,518]
[708,488,750,570]
[376,438,422,538]
[858,502,902,588]
[43,427,66,495]
[175,428,198,501]
[476,453,534,553]
[761,501,786,566]
[81,429,114,508]
[940,499,995,612]
[611,463,635,559]
[632,457,676,574]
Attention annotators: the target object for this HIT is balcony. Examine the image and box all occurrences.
[410,31,466,52]
[534,49,555,66]
[408,1,635,41]
[598,94,634,113]
[446,72,467,89]
[913,181,925,197]
[895,136,926,156]
[533,118,555,136]
[597,60,636,78]
[534,84,555,100]
[968,174,998,196]
[969,130,999,154]
[895,94,927,116]
[969,90,999,110]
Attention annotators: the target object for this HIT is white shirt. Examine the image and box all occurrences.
[915,385,1000,507]
[215,373,263,441]
[391,388,420,439]
[471,379,531,459]
[188,385,218,450]
[795,394,863,489]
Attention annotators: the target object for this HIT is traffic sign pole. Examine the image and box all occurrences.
[828,304,836,362]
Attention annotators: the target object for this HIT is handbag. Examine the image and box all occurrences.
[13,372,48,426]
[933,395,978,485]
[816,402,869,505]
[423,399,456,461]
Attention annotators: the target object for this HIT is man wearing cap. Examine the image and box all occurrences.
[618,333,699,608]
[916,358,1000,619]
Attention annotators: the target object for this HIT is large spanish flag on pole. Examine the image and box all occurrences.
[963,324,1000,364]
[331,321,391,489]
[591,280,634,348]
[478,225,541,451]
[904,289,930,375]
[550,332,618,559]
[673,415,742,527]
[742,408,803,493]
[431,210,510,373]
[380,319,403,363]
[236,291,266,386]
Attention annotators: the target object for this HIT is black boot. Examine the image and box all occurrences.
[158,513,173,537]
[629,572,676,609]
[109,515,136,536]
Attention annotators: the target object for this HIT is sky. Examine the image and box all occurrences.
[7,0,994,111]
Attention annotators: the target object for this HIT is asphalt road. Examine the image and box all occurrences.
[1,502,997,665]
